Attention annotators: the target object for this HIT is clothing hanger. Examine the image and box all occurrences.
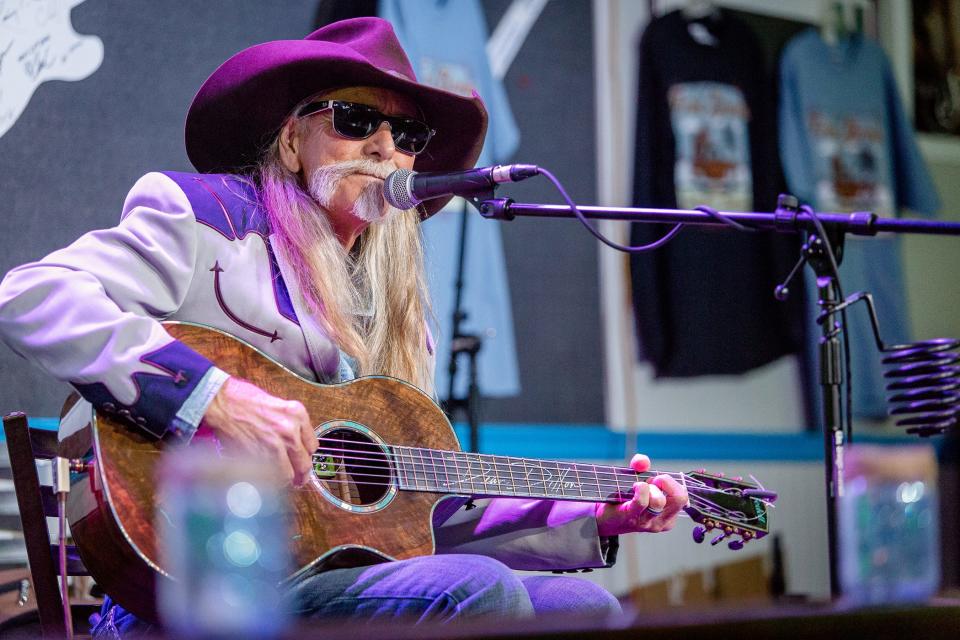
[681,0,721,47]
[821,0,866,47]
[821,0,846,47]
[681,0,719,21]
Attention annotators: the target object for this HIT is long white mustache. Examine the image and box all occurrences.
[308,159,401,223]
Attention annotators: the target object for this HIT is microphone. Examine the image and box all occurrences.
[383,164,540,209]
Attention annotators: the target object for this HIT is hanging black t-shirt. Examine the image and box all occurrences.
[630,9,802,378]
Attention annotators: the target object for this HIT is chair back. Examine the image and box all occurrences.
[3,411,89,638]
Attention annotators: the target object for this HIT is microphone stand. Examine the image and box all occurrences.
[464,190,960,599]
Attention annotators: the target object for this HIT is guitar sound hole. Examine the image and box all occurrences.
[314,426,392,509]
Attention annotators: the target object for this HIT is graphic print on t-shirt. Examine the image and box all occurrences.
[668,82,752,211]
[807,109,893,215]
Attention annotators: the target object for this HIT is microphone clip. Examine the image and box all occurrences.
[475,197,515,220]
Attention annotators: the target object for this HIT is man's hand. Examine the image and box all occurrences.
[200,377,319,486]
[596,454,688,537]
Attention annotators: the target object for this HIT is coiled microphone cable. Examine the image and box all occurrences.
[883,337,960,436]
[832,291,960,436]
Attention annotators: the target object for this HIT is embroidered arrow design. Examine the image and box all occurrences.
[210,261,281,343]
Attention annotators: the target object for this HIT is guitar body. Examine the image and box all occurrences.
[65,322,460,621]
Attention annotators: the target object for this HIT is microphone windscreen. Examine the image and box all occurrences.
[383,169,416,209]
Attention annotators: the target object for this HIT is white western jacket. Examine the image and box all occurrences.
[0,171,613,571]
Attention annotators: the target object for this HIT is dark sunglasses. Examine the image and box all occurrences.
[296,100,436,155]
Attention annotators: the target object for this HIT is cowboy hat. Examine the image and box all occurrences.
[185,17,488,218]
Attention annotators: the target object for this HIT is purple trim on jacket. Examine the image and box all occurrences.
[266,237,299,325]
[161,171,298,325]
[73,340,215,439]
[162,172,267,240]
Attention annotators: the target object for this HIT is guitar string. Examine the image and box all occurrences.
[312,451,696,486]
[310,438,719,489]
[312,434,684,477]
[320,455,739,500]
[310,468,758,512]
[340,438,736,492]
[310,461,762,512]
[312,476,641,502]
[310,450,746,499]
[308,476,766,526]
[311,467,659,499]
[685,490,772,520]
[313,435,695,484]
[310,437,767,504]
[311,450,721,496]
[310,444,768,522]
[312,473,731,506]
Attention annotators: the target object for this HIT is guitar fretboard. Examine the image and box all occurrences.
[390,446,651,502]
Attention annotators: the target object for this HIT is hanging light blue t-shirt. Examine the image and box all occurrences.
[779,29,940,421]
[379,0,521,399]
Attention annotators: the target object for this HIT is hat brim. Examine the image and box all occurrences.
[185,39,488,219]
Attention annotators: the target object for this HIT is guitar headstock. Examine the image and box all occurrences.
[683,471,777,551]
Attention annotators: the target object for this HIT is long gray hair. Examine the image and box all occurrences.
[255,134,434,394]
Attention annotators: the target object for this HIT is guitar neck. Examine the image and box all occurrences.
[390,446,654,502]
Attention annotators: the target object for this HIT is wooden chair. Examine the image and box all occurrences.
[2,411,99,637]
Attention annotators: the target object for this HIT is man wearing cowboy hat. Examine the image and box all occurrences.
[0,17,686,631]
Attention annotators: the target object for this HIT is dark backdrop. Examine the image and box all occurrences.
[0,0,604,424]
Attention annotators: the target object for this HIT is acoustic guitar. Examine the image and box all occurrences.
[61,322,777,621]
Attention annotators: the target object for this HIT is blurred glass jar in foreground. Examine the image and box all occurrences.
[840,444,940,605]
[157,445,291,637]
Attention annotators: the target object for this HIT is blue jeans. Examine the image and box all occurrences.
[285,554,621,622]
[93,554,620,636]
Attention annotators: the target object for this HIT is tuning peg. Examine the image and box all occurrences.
[727,538,744,551]
[743,489,778,502]
[732,476,742,482]
[710,532,726,546]
[692,526,706,544]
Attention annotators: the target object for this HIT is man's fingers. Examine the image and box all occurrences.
[270,440,296,485]
[283,463,297,486]
[286,435,313,487]
[652,474,688,512]
[296,408,318,460]
[204,381,322,489]
[629,453,651,472]
[647,483,667,513]
[269,401,313,488]
[627,481,650,512]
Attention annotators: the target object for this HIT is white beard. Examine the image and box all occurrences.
[308,159,402,224]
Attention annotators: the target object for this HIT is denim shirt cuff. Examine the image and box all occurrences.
[171,366,230,442]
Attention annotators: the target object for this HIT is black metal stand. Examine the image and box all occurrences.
[443,201,483,453]
[460,190,960,599]
[771,195,848,599]
[815,268,845,599]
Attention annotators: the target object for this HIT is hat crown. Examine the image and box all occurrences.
[185,16,487,218]
[305,17,416,83]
